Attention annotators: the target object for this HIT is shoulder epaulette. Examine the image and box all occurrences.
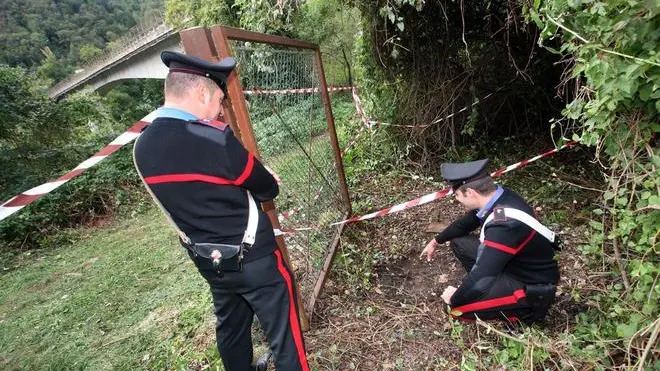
[493,207,507,222]
[192,119,229,131]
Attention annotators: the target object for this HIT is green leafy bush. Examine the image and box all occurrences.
[0,145,148,250]
[0,67,159,251]
[524,0,659,367]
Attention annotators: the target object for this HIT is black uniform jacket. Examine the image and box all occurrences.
[434,187,560,307]
[134,117,279,262]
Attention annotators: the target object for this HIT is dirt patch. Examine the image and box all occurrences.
[304,180,471,369]
[85,215,115,229]
[304,173,595,370]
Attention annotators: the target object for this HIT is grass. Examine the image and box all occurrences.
[0,210,268,371]
[0,92,357,371]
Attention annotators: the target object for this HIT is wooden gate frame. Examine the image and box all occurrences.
[178,26,352,329]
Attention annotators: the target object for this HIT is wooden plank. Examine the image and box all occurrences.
[179,27,217,61]
[216,25,318,50]
[179,27,239,133]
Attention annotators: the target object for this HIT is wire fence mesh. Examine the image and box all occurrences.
[231,42,350,308]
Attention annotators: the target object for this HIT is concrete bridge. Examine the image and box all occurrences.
[48,16,181,99]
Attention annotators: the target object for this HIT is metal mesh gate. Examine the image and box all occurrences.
[179,27,351,324]
[232,44,348,301]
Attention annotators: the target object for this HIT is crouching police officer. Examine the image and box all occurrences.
[420,159,560,324]
[133,51,310,371]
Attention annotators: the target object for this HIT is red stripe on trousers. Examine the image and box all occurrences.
[273,249,310,371]
[453,289,527,314]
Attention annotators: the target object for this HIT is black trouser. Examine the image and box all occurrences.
[191,248,309,371]
[449,236,553,323]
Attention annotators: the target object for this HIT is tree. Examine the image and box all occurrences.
[164,0,305,34]
[293,0,361,85]
[37,47,74,84]
[530,1,659,366]
[0,65,48,148]
[165,0,239,29]
[0,64,112,200]
[78,44,103,64]
[0,0,163,85]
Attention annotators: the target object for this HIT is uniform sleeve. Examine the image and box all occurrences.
[449,221,534,307]
[225,130,279,202]
[434,210,480,244]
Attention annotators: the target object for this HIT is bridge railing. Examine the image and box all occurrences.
[49,10,173,97]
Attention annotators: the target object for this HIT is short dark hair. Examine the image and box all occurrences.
[456,176,496,196]
[164,71,218,98]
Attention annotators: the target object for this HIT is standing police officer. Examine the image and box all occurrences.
[134,51,310,371]
[420,159,560,323]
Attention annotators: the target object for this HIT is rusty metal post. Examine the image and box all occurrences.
[208,25,310,331]
[314,48,352,213]
[303,48,352,323]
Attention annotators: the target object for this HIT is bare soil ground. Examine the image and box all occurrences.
[301,170,595,370]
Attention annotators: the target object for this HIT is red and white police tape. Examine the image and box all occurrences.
[0,86,355,222]
[273,140,577,234]
[0,111,157,222]
[1,83,577,236]
[244,86,353,95]
[352,90,500,129]
[328,140,577,228]
[330,142,577,226]
[351,88,374,130]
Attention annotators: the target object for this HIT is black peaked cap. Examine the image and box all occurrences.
[440,159,490,189]
[161,51,236,94]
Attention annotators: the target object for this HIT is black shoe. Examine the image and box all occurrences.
[254,351,272,371]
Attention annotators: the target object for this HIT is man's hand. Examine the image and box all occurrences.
[441,285,457,304]
[420,239,439,262]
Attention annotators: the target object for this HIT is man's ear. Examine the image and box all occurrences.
[198,83,210,104]
[465,187,478,198]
